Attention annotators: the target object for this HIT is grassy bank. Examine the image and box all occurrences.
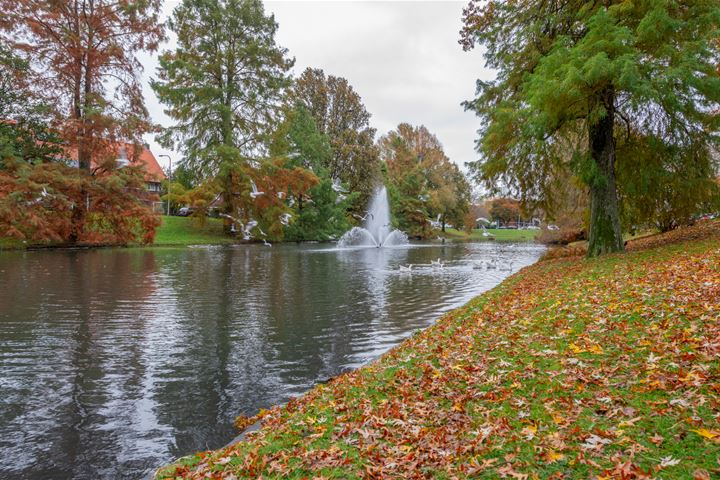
[444,227,540,242]
[157,220,720,479]
[151,216,237,246]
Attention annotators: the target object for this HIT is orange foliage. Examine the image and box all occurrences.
[0,160,160,246]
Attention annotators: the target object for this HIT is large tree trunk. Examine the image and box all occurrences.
[587,88,624,258]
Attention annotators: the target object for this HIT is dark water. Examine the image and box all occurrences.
[0,241,543,479]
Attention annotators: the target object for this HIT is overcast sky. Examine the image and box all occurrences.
[140,1,494,172]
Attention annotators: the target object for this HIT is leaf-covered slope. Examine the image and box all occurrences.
[158,221,720,479]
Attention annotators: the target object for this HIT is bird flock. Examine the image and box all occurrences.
[397,256,513,275]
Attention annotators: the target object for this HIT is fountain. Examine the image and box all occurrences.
[338,186,408,248]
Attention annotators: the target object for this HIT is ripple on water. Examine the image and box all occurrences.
[0,241,545,479]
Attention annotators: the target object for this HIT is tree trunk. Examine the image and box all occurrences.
[587,88,624,258]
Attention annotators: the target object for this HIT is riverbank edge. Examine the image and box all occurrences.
[154,219,720,479]
[0,231,539,252]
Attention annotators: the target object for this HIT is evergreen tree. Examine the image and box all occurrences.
[153,0,293,177]
[272,105,354,241]
[461,0,720,256]
[153,0,295,235]
[291,68,381,209]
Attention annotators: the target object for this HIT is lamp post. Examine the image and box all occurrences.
[158,154,172,216]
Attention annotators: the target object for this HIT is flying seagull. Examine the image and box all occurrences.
[249,180,264,199]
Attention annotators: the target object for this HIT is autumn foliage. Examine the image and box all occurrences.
[0,159,160,245]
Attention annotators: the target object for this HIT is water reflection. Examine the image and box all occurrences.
[0,242,544,479]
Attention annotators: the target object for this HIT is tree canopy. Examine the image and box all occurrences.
[291,68,381,209]
[0,1,164,245]
[380,123,471,237]
[461,0,720,256]
[153,0,293,178]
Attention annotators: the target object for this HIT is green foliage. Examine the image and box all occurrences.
[617,134,720,232]
[283,179,353,241]
[153,0,293,178]
[380,124,471,237]
[461,0,720,256]
[291,68,381,210]
[272,104,353,241]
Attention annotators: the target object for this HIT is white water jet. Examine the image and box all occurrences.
[338,187,408,248]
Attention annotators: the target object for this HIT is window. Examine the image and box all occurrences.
[117,146,130,167]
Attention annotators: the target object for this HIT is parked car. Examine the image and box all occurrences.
[178,206,194,217]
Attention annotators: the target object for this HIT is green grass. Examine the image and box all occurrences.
[444,227,539,242]
[153,215,236,246]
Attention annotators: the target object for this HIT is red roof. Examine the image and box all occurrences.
[128,144,166,183]
[63,143,167,183]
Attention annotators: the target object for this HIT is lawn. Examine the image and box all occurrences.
[444,227,540,242]
[156,219,720,479]
[153,215,237,246]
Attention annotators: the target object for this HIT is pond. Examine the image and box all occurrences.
[0,241,544,479]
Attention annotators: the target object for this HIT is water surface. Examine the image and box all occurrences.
[0,241,544,479]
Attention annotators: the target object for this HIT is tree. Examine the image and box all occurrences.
[489,198,520,227]
[0,157,160,245]
[380,124,470,236]
[461,0,720,257]
[153,0,294,233]
[270,105,354,241]
[153,0,292,176]
[291,68,381,208]
[0,43,62,167]
[1,0,165,241]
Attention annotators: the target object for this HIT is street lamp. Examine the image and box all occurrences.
[158,154,172,216]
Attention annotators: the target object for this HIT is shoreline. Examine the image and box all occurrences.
[0,234,541,253]
[154,219,720,479]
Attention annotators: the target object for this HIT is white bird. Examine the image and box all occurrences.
[221,213,256,240]
[331,178,348,194]
[280,212,292,226]
[353,212,374,222]
[249,180,264,199]
[431,258,444,269]
[399,264,413,273]
[288,197,296,207]
[258,227,267,237]
[28,187,51,205]
[263,239,272,247]
[277,191,286,199]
